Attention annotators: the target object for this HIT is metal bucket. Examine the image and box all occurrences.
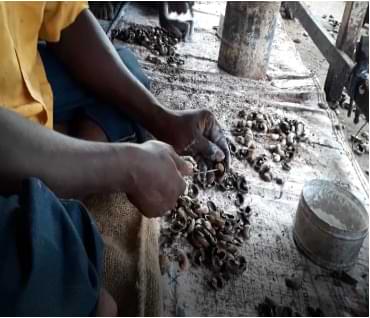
[293,179,368,270]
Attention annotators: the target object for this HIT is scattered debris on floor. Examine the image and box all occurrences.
[160,108,311,289]
[318,102,328,109]
[322,14,341,37]
[193,162,248,193]
[256,296,325,317]
[257,297,298,317]
[230,110,307,183]
[336,92,351,110]
[285,276,302,290]
[160,160,253,289]
[350,132,369,157]
[111,24,185,66]
[145,55,161,65]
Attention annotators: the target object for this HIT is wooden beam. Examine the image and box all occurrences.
[336,2,368,56]
[287,2,355,82]
[324,2,368,101]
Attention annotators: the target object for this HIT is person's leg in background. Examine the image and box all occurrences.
[38,43,151,143]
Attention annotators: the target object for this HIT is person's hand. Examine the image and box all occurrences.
[160,109,230,169]
[124,140,193,218]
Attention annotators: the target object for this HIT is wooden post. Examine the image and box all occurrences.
[287,2,355,88]
[324,2,368,102]
[218,2,280,80]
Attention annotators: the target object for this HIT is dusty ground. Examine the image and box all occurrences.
[283,1,369,178]
[101,3,369,315]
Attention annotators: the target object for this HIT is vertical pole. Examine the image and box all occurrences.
[218,2,280,80]
[324,1,368,102]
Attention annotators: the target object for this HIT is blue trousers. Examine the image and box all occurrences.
[0,178,104,316]
[0,46,151,315]
[39,43,150,142]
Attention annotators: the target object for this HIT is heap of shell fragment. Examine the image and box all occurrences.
[351,132,369,156]
[231,109,307,182]
[111,24,185,66]
[161,172,251,289]
[193,162,248,194]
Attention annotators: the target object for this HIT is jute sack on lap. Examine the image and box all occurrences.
[84,192,162,316]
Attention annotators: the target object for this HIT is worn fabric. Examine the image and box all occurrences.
[39,43,150,142]
[0,178,103,316]
[84,193,163,316]
[0,1,87,128]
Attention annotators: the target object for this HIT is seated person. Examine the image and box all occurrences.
[0,2,229,316]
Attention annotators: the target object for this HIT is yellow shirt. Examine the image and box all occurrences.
[0,1,87,128]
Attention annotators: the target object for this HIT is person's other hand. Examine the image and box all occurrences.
[161,109,230,169]
[125,140,193,218]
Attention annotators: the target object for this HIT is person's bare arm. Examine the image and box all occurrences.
[0,108,191,217]
[48,9,230,167]
[0,108,121,197]
[47,9,171,141]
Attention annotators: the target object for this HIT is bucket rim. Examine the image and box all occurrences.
[301,179,369,235]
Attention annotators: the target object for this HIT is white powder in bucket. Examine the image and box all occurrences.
[314,207,350,230]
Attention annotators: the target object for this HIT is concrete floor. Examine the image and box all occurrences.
[283,1,369,178]
[104,3,369,315]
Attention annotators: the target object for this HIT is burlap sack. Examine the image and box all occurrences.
[84,193,162,316]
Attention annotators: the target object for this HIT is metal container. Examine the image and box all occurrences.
[293,179,368,270]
